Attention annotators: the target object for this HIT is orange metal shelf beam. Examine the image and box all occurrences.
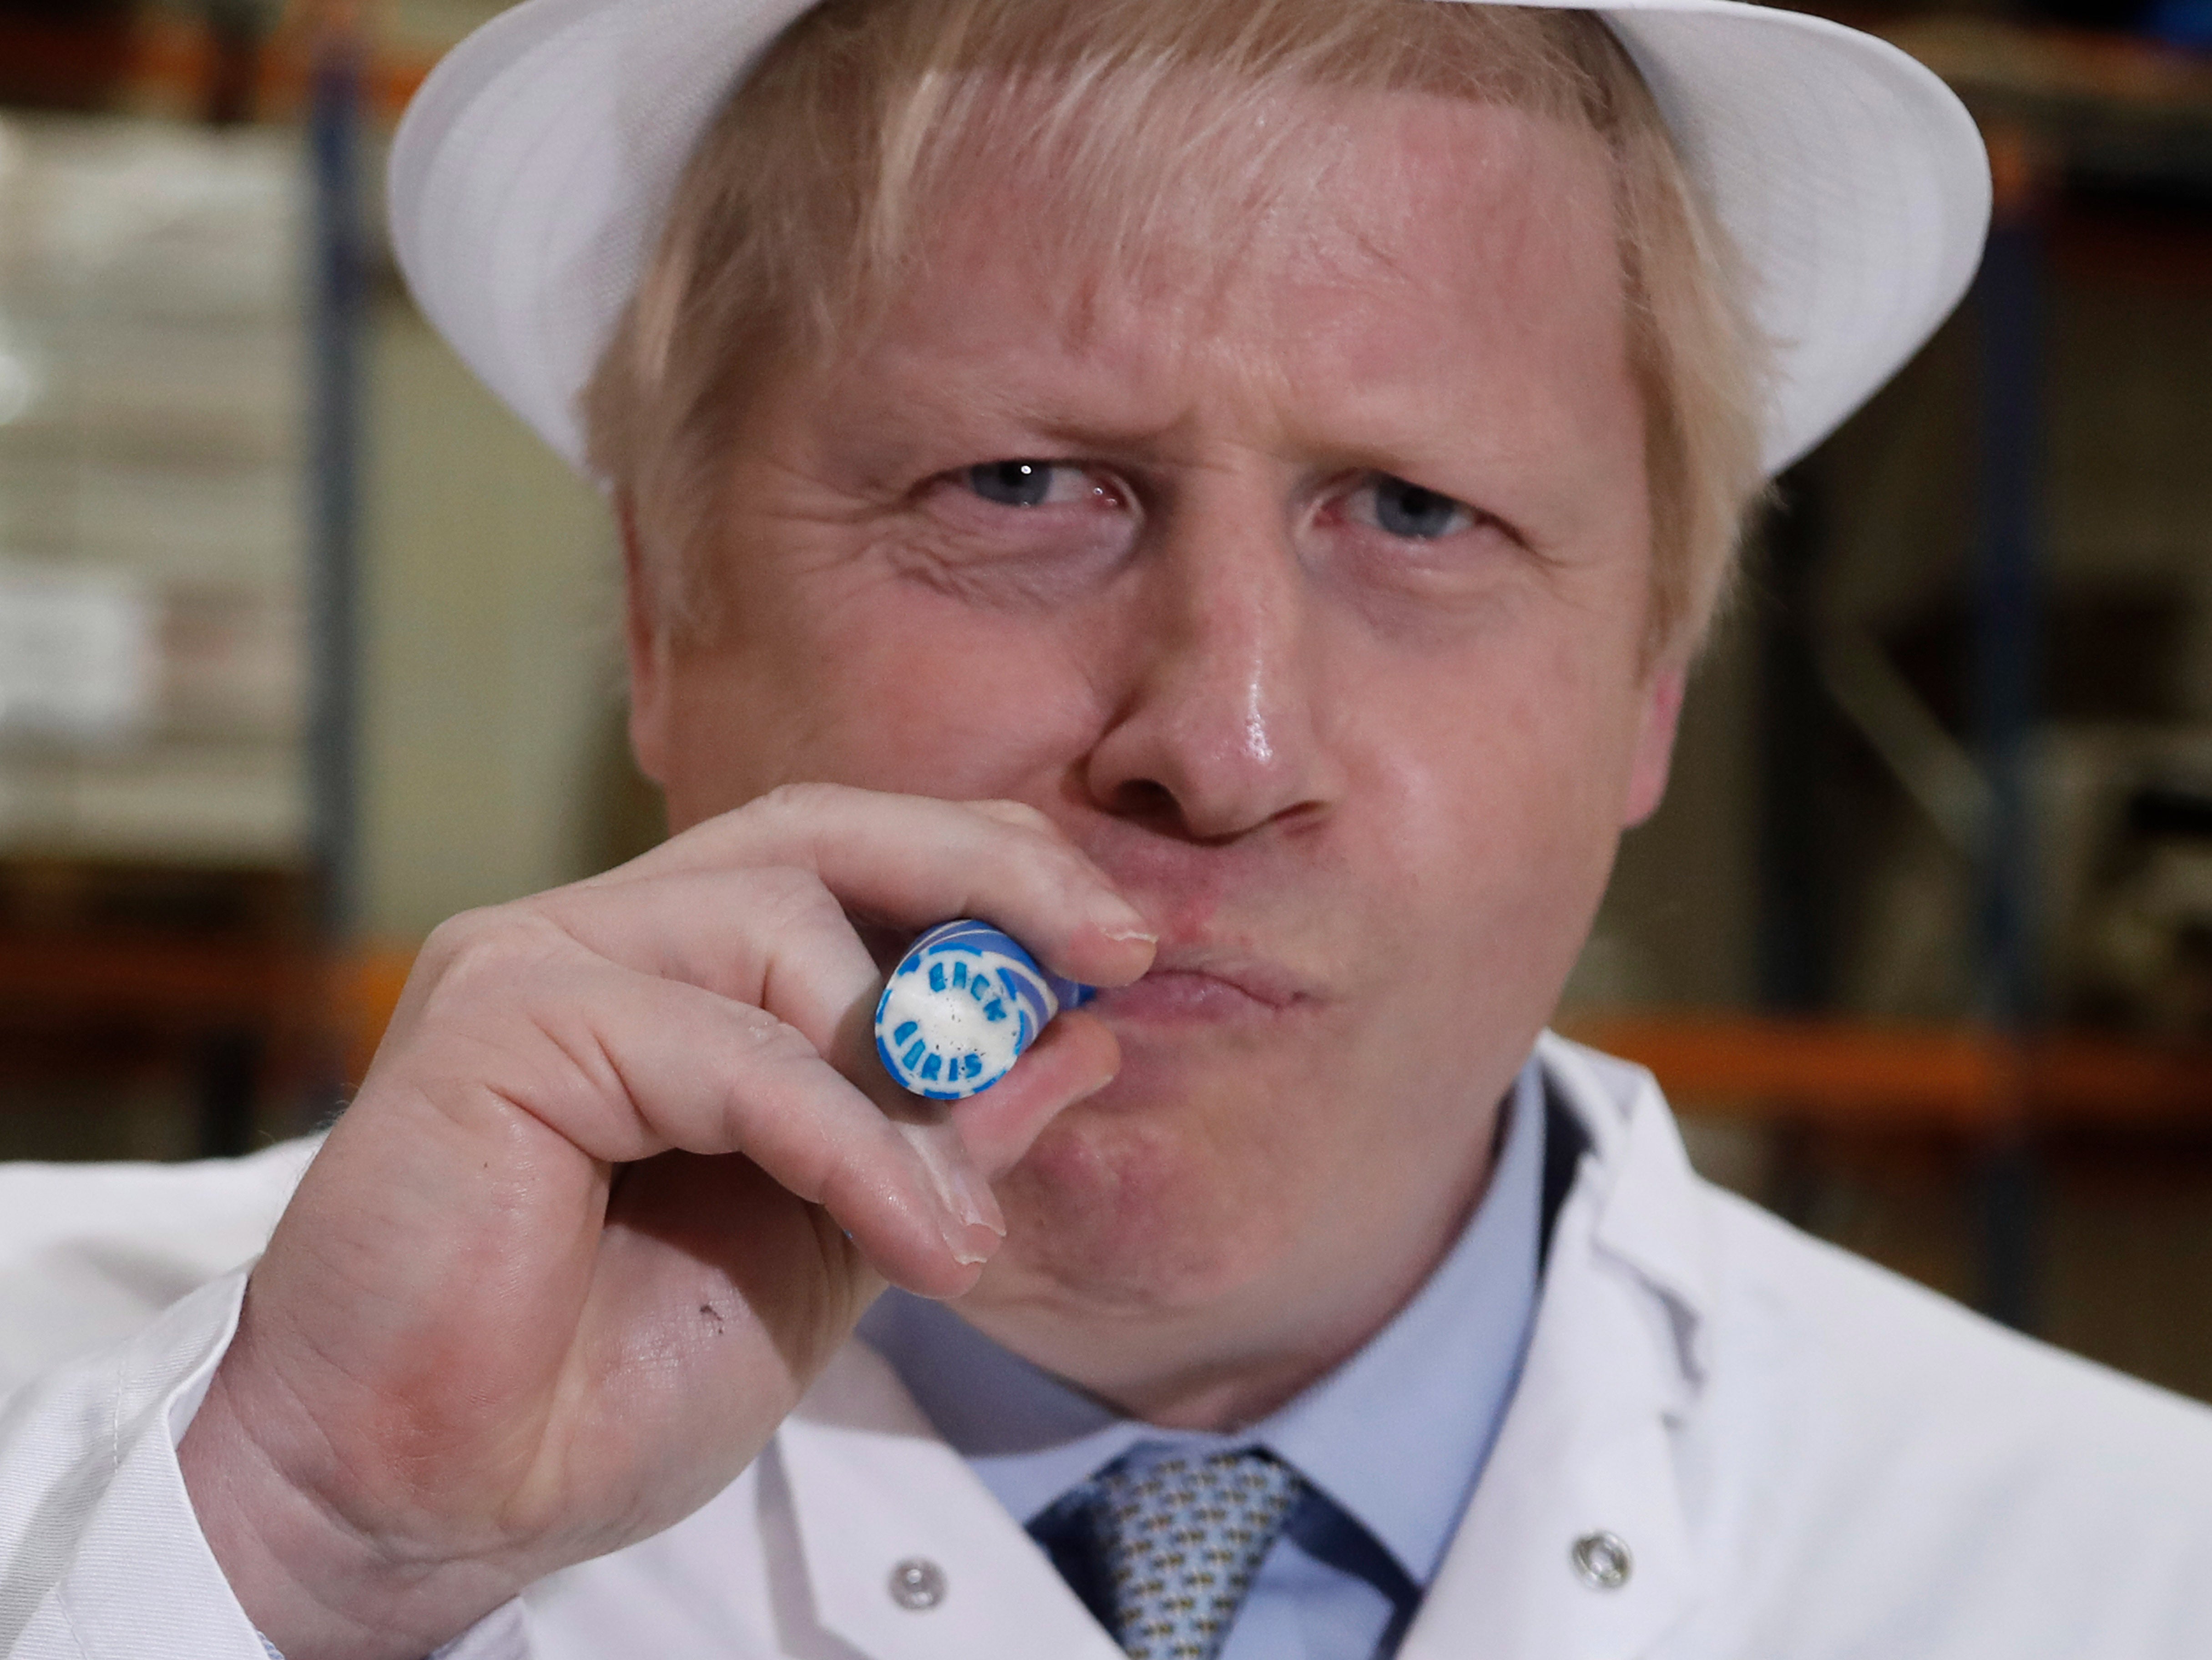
[328,975,2212,1130]
[9,933,2207,1139]
[1566,1012,2212,1134]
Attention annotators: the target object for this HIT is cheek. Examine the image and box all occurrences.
[671,573,1114,808]
[1353,613,1649,948]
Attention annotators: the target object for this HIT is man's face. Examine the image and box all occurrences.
[630,89,1684,1409]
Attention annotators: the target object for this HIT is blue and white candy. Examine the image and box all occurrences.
[874,920,1094,1100]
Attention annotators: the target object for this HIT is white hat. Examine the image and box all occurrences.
[389,0,1990,480]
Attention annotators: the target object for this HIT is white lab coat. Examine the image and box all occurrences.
[1,1032,2208,1659]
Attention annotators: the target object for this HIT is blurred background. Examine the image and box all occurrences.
[0,0,2208,1394]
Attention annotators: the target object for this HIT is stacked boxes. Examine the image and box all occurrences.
[0,114,305,862]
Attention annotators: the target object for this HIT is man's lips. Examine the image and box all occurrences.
[1087,947,1317,1023]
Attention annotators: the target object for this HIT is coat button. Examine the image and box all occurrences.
[889,1557,948,1610]
[1570,1531,1632,1589]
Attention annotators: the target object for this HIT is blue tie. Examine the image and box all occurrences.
[1046,1448,1305,1660]
[1030,1452,1424,1660]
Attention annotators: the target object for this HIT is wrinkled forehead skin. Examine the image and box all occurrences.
[824,72,1633,426]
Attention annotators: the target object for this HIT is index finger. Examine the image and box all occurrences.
[582,783,1157,988]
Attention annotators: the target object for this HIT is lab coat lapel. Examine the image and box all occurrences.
[1400,1036,1716,1660]
[775,1338,1126,1660]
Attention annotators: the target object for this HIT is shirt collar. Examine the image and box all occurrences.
[858,1055,1547,1590]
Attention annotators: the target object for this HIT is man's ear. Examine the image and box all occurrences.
[1621,664,1687,829]
[618,495,674,787]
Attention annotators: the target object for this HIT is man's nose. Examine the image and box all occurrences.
[1082,489,1337,841]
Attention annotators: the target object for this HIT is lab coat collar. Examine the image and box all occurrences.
[1541,1031,1721,1388]
[1396,1034,1717,1659]
[773,1031,1717,1660]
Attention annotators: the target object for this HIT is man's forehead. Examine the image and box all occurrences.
[841,88,1626,424]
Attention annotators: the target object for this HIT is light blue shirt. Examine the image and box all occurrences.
[859,1057,1548,1660]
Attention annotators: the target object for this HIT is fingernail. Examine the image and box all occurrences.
[945,1230,995,1269]
[938,1182,1002,1269]
[948,1161,1005,1237]
[1094,893,1156,943]
[907,1124,1006,1239]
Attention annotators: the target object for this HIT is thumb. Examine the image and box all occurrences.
[949,1012,1121,1178]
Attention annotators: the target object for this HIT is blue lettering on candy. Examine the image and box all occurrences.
[875,921,1094,1101]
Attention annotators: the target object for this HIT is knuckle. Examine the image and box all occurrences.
[970,802,1099,885]
[417,904,494,964]
[741,865,842,933]
[712,1008,839,1154]
[415,906,508,983]
[1022,836,1111,902]
[722,1000,819,1068]
[969,798,1057,836]
[751,780,849,825]
[417,904,565,1006]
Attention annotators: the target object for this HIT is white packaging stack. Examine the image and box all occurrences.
[0,114,307,863]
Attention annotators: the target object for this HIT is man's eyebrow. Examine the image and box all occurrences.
[836,375,1195,464]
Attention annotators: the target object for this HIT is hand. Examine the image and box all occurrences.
[177,784,1153,1660]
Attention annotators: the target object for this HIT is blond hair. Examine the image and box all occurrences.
[584,0,1768,660]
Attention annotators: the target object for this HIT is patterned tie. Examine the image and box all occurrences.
[1080,1449,1306,1660]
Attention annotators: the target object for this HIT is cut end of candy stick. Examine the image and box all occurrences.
[874,920,1092,1100]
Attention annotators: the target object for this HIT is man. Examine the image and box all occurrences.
[4,0,2208,1655]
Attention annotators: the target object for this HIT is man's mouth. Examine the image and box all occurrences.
[1087,946,1316,1023]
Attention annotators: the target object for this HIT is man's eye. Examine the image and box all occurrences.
[964,460,1084,508]
[1359,474,1474,541]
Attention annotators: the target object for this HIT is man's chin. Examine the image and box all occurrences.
[981,1071,1298,1319]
